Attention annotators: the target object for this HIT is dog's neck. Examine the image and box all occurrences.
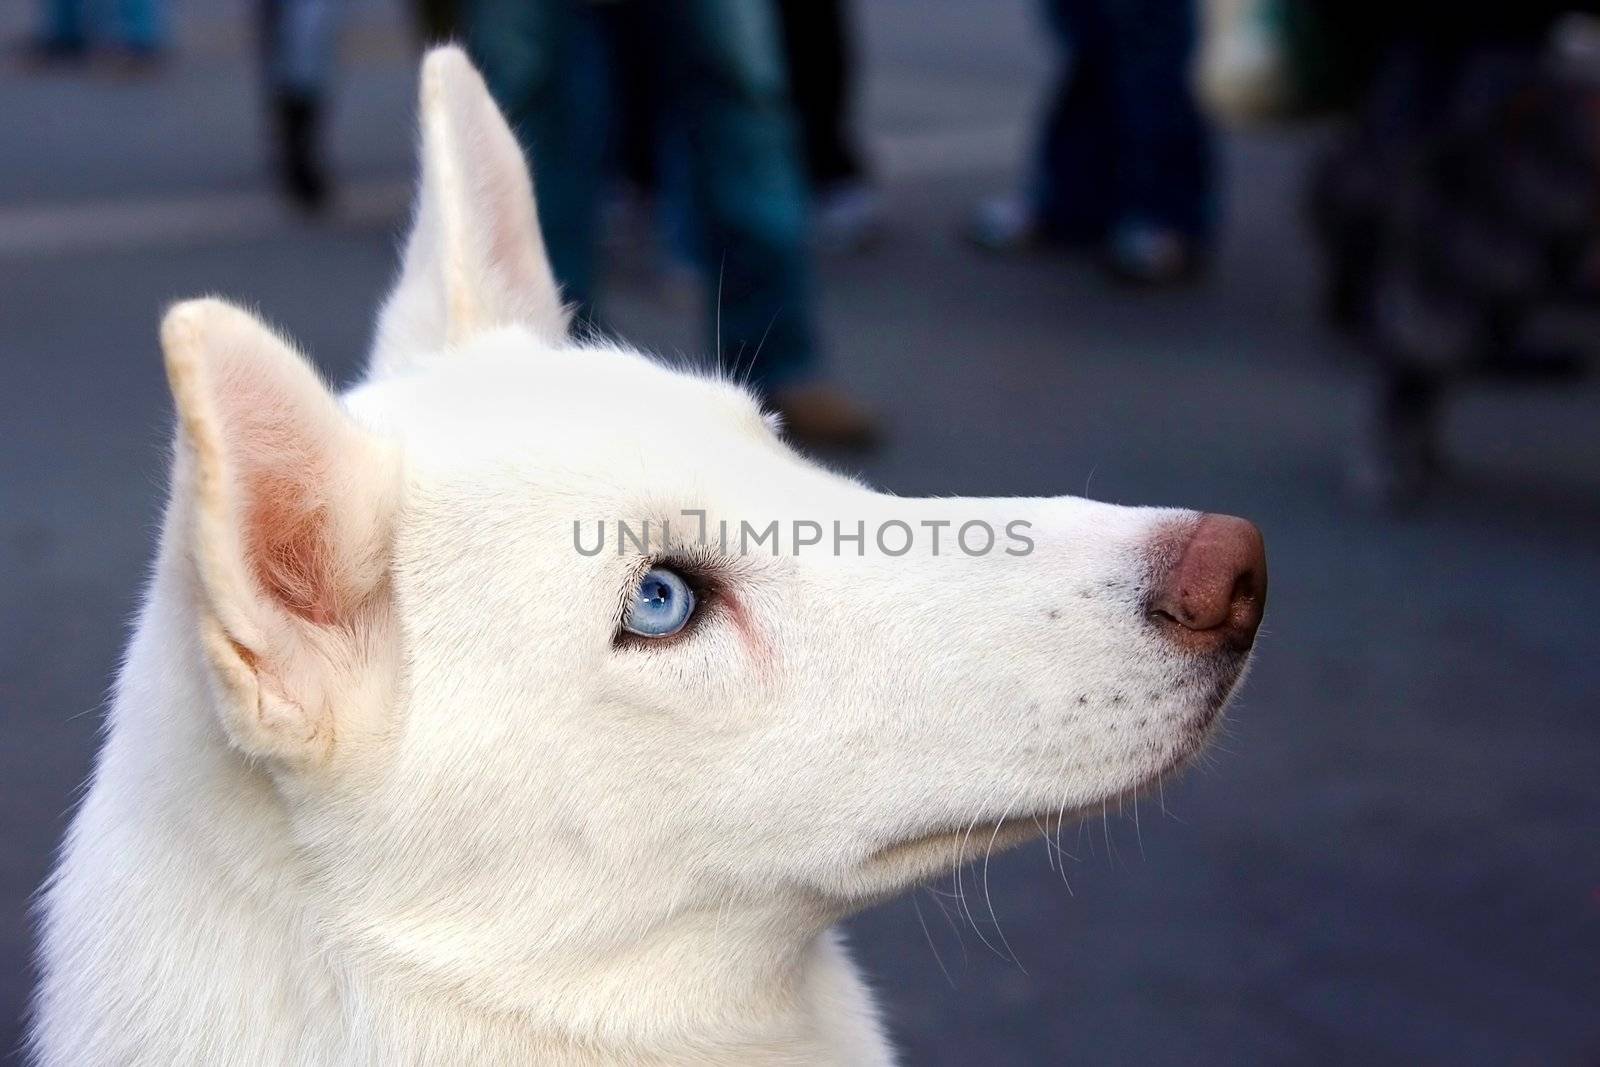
[35,566,893,1066]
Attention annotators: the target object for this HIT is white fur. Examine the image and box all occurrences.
[29,48,1249,1066]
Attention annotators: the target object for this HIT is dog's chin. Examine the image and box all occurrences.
[859,814,1058,889]
[854,777,1165,896]
[854,665,1245,895]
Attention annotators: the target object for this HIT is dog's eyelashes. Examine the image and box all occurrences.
[621,567,697,638]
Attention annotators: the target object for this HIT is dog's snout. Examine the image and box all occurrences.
[1146,514,1267,653]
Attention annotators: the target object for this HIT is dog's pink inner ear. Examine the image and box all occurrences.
[244,467,340,626]
[218,375,353,629]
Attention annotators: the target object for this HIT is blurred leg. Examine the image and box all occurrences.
[467,0,609,322]
[1101,0,1211,239]
[650,0,817,390]
[602,6,702,275]
[263,0,340,97]
[38,0,86,49]
[654,128,704,279]
[415,0,459,44]
[1028,0,1119,242]
[775,0,880,254]
[1350,367,1443,507]
[774,0,861,189]
[114,0,166,51]
[261,0,343,210]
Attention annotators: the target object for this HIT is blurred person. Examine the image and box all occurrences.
[968,0,1213,285]
[30,0,167,65]
[260,0,343,212]
[465,0,877,447]
[1308,3,1600,505]
[598,0,879,298]
[597,0,882,297]
[604,8,703,303]
[776,0,880,253]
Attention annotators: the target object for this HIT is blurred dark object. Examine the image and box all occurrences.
[1198,0,1382,122]
[774,0,881,253]
[967,0,1213,287]
[273,91,328,212]
[259,0,344,213]
[29,0,168,65]
[1309,6,1600,506]
[415,0,460,45]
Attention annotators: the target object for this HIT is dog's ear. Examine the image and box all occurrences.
[369,46,569,380]
[162,299,400,768]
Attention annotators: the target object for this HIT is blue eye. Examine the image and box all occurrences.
[622,567,697,638]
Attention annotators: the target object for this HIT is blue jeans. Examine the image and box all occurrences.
[1032,0,1212,242]
[466,0,818,392]
[260,0,343,98]
[41,0,166,50]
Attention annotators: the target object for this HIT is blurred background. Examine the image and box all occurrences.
[2,0,1599,1062]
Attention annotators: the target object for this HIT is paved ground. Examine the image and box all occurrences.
[3,2,1599,1063]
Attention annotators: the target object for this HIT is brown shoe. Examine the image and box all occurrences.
[770,383,881,451]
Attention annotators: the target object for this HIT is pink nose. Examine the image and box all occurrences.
[1146,514,1268,653]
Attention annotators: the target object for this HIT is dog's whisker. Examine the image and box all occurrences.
[1032,814,1059,872]
[1132,792,1145,861]
[951,814,1014,963]
[746,311,780,388]
[714,254,725,369]
[925,885,970,969]
[980,806,1027,975]
[911,891,956,988]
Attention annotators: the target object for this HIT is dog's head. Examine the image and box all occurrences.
[158,49,1264,1006]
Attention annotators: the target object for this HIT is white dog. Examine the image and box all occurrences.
[29,48,1267,1066]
